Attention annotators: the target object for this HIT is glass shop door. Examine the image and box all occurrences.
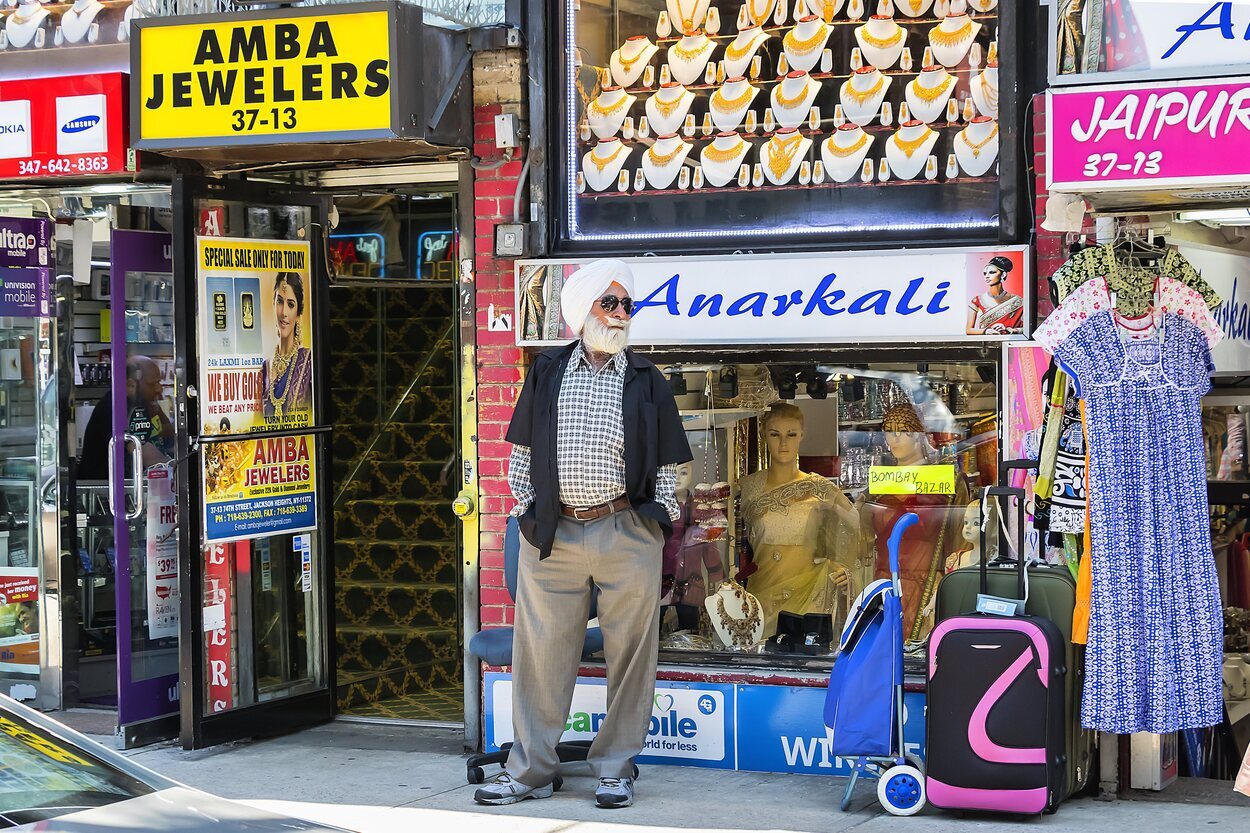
[106,230,181,748]
[172,176,335,750]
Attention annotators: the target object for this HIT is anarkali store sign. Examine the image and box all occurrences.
[515,247,1032,346]
[1047,78,1250,193]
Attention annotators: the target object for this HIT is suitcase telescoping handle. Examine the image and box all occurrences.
[980,485,1027,603]
[999,458,1038,488]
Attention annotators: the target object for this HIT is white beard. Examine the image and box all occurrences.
[581,314,630,355]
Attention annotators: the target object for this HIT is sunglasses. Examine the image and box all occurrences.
[599,295,634,315]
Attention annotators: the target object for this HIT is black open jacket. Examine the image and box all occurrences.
[506,342,693,558]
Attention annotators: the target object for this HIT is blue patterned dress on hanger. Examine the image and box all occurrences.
[1052,310,1223,734]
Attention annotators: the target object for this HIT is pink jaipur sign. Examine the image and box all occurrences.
[1047,78,1250,192]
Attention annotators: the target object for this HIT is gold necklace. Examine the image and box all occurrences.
[672,36,711,62]
[859,24,905,50]
[959,124,999,157]
[825,132,870,157]
[783,23,829,56]
[842,75,885,107]
[615,44,649,73]
[902,0,927,13]
[930,19,974,49]
[725,32,764,62]
[766,132,805,180]
[646,142,687,166]
[588,144,627,172]
[980,72,999,108]
[715,592,760,647]
[892,129,935,158]
[703,140,746,163]
[746,0,777,26]
[267,343,301,418]
[671,0,702,32]
[820,0,840,22]
[910,75,955,103]
[711,84,755,114]
[774,79,813,109]
[588,94,628,118]
[650,91,687,118]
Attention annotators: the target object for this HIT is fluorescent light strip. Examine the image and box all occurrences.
[572,218,999,242]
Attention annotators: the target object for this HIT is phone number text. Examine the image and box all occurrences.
[17,156,116,176]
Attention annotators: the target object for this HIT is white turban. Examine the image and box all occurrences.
[561,258,635,336]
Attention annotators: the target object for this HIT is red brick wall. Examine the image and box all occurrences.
[473,99,525,630]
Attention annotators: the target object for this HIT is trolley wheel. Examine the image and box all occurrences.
[877,765,926,816]
[632,764,640,779]
[905,754,924,774]
[553,776,564,792]
[467,766,486,785]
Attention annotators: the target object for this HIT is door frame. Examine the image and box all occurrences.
[172,174,336,750]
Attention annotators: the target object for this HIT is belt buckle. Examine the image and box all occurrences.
[573,506,595,521]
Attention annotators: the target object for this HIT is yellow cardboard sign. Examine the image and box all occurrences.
[137,10,391,143]
[868,465,956,495]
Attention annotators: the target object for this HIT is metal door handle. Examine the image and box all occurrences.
[106,435,120,517]
[125,433,145,521]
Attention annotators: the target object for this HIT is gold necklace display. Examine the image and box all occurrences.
[746,0,777,26]
[725,32,764,62]
[825,132,871,157]
[859,25,905,50]
[670,0,702,32]
[842,75,886,107]
[646,142,687,166]
[671,36,711,62]
[911,74,955,103]
[588,94,629,119]
[715,591,761,648]
[930,19,975,49]
[959,124,999,158]
[703,140,746,164]
[615,44,649,73]
[588,144,627,172]
[820,0,840,22]
[979,72,999,109]
[766,132,805,180]
[651,90,688,118]
[711,84,755,114]
[892,129,935,158]
[774,79,813,109]
[267,335,302,419]
[783,23,830,56]
[902,0,928,13]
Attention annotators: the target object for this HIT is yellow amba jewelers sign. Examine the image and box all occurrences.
[133,4,395,147]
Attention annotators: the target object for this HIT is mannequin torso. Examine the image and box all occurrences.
[855,15,907,69]
[782,15,831,74]
[885,120,938,180]
[821,125,875,182]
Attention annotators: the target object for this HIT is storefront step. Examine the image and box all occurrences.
[336,498,457,541]
[333,460,457,503]
[335,625,459,676]
[337,580,459,630]
[332,539,457,584]
[332,422,456,471]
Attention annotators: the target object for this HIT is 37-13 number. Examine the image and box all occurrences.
[1083,150,1162,177]
[230,107,297,132]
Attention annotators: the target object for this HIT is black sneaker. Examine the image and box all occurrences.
[595,776,634,808]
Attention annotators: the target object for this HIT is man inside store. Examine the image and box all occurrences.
[474,259,691,810]
[78,355,173,480]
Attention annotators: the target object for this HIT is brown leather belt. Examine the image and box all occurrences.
[560,495,631,521]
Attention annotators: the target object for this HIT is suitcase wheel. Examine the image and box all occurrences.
[877,765,926,816]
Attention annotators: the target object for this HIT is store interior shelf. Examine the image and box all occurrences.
[839,410,997,428]
[651,12,999,43]
[619,63,985,96]
[680,407,763,430]
[585,173,995,198]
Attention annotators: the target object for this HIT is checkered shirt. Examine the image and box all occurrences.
[509,345,679,521]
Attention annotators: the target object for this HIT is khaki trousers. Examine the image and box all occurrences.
[507,509,663,785]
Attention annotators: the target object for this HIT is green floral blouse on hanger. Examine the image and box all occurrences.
[1051,246,1222,318]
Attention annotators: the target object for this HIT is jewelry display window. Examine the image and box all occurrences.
[651,357,999,665]
[557,0,1018,249]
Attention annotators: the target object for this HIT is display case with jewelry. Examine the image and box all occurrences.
[952,114,997,176]
[641,133,694,188]
[563,0,1011,244]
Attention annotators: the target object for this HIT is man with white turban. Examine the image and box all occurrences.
[474,259,692,810]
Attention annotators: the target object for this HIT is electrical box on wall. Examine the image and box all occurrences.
[495,223,527,257]
[494,114,518,149]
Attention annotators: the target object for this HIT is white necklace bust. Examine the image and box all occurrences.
[704,580,764,650]
[953,115,998,176]
[611,36,658,89]
[722,25,770,80]
[2,0,53,49]
[641,133,693,189]
[970,60,998,118]
[119,0,148,42]
[905,65,957,124]
[582,138,634,192]
[855,14,907,70]
[761,127,811,185]
[929,11,981,68]
[821,124,875,183]
[54,0,105,46]
[709,76,760,132]
[770,70,818,130]
[667,0,712,33]
[840,66,892,127]
[894,0,935,16]
[645,82,696,136]
[587,86,636,140]
[782,14,832,74]
[885,120,939,180]
[699,131,753,187]
[667,30,716,85]
[815,0,847,21]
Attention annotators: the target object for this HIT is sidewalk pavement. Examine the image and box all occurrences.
[102,720,1249,833]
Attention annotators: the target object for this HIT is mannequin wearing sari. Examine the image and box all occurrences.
[869,404,970,642]
[740,404,862,638]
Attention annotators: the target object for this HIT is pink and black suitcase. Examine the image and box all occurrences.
[925,486,1069,816]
